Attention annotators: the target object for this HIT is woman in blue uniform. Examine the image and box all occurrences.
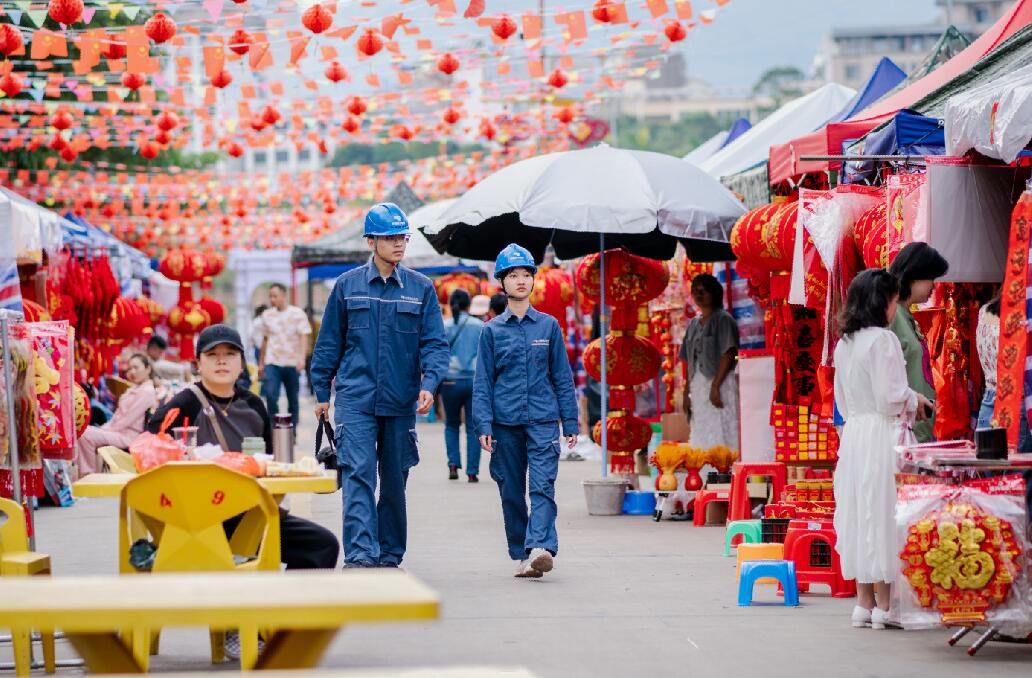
[473,244,579,579]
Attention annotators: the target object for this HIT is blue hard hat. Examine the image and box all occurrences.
[494,243,537,280]
[363,202,410,237]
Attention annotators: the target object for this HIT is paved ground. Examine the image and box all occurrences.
[17,397,1032,676]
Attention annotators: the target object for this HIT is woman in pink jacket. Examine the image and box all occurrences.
[74,353,159,477]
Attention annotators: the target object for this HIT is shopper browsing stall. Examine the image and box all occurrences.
[832,270,934,630]
[441,289,485,482]
[887,242,949,443]
[473,244,579,579]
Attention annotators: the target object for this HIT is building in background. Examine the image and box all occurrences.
[815,0,1009,88]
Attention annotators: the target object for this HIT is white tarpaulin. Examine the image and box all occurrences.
[682,131,728,165]
[945,62,1032,163]
[0,187,63,264]
[697,84,856,180]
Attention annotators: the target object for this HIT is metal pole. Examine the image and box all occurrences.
[1,313,22,507]
[598,234,608,478]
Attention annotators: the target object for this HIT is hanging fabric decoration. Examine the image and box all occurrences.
[994,190,1032,445]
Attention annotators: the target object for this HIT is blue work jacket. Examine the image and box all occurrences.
[472,306,579,437]
[310,261,449,419]
[444,312,484,380]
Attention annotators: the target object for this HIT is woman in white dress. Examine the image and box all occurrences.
[833,269,933,629]
[680,274,739,452]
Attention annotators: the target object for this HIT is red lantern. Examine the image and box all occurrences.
[0,24,24,57]
[554,107,574,124]
[48,0,83,25]
[592,414,652,453]
[591,0,615,23]
[479,119,496,141]
[155,129,171,146]
[159,249,208,283]
[302,4,333,34]
[261,105,281,125]
[491,14,517,40]
[0,73,21,98]
[121,72,146,91]
[437,52,460,75]
[103,40,126,59]
[575,250,670,311]
[342,116,361,134]
[391,125,413,141]
[226,142,244,158]
[59,146,77,163]
[50,110,74,131]
[228,28,253,55]
[325,61,348,83]
[145,12,177,44]
[139,140,160,160]
[854,202,889,269]
[249,116,267,132]
[197,295,225,325]
[22,299,50,322]
[356,28,384,57]
[442,107,461,125]
[211,69,233,89]
[583,335,662,387]
[168,301,212,360]
[664,20,687,42]
[529,267,574,332]
[156,110,179,131]
[435,273,481,305]
[547,69,568,89]
[346,96,367,117]
[729,199,798,276]
[108,297,150,345]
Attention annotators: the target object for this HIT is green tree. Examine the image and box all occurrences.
[608,113,727,158]
[330,140,484,168]
[751,66,806,108]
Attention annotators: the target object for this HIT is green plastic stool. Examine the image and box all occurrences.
[724,519,762,557]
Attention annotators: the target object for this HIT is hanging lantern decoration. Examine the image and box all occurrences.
[479,118,496,141]
[491,14,517,40]
[435,273,481,306]
[325,61,348,83]
[583,335,663,388]
[442,107,461,125]
[260,105,281,126]
[529,267,574,334]
[0,24,24,57]
[156,110,179,131]
[144,12,177,44]
[853,202,889,269]
[107,297,151,346]
[22,299,50,322]
[591,0,617,23]
[48,0,84,25]
[302,4,333,34]
[346,96,368,117]
[167,298,212,360]
[664,20,687,42]
[211,69,233,89]
[437,52,460,75]
[139,140,160,160]
[197,296,226,325]
[103,40,126,59]
[0,73,22,98]
[547,69,569,89]
[50,109,74,131]
[159,248,210,359]
[121,72,146,91]
[729,199,798,296]
[137,296,166,326]
[227,142,244,158]
[592,415,652,454]
[391,124,414,141]
[228,28,253,56]
[576,249,669,327]
[356,28,384,57]
[342,116,361,134]
[554,107,574,125]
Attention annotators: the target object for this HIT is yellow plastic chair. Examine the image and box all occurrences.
[97,446,137,474]
[118,462,281,669]
[0,498,56,676]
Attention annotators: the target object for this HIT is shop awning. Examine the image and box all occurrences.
[843,110,945,183]
[945,61,1032,163]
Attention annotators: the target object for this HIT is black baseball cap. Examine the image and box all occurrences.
[196,324,245,355]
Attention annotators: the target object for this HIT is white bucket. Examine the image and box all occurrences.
[582,477,628,516]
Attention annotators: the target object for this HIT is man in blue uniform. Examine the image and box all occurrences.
[311,202,449,568]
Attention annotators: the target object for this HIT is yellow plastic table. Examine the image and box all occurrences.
[73,469,338,502]
[0,570,439,673]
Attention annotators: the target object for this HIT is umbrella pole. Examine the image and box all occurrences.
[598,235,608,478]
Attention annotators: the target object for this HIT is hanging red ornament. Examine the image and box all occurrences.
[554,106,574,124]
[491,14,517,40]
[391,124,414,141]
[211,69,233,88]
[664,20,687,42]
[59,145,77,163]
[261,105,281,125]
[156,110,179,131]
[0,24,24,57]
[356,28,383,57]
[155,129,171,145]
[121,72,146,90]
[48,0,84,25]
[342,116,361,134]
[442,107,461,125]
[48,134,67,151]
[302,4,333,34]
[50,110,74,130]
[140,140,160,160]
[479,119,496,141]
[0,73,21,98]
[249,116,267,132]
[547,69,568,89]
[228,28,253,55]
[226,142,244,157]
[325,61,348,83]
[591,0,616,23]
[145,12,177,44]
[436,52,460,75]
[346,96,367,116]
[103,40,126,59]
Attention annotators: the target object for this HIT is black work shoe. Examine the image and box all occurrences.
[448,465,459,480]
[379,562,399,568]
[342,561,375,570]
[467,474,479,483]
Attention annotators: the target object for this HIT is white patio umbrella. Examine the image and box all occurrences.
[422,144,746,262]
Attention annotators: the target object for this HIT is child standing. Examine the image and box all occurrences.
[473,244,579,579]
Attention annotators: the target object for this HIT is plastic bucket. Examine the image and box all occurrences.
[622,490,657,515]
[582,478,628,516]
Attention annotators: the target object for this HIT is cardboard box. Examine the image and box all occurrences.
[660,412,690,442]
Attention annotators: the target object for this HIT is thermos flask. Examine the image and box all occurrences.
[272,414,294,463]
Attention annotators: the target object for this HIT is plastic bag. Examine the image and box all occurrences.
[896,475,1031,634]
[213,452,263,477]
[129,409,185,473]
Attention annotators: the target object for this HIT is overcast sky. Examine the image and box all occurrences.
[678,0,942,89]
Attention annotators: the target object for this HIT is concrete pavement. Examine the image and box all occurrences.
[23,399,1032,677]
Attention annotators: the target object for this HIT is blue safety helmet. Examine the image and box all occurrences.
[494,243,538,280]
[363,202,410,237]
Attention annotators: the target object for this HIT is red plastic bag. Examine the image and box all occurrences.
[129,409,185,473]
[213,452,263,477]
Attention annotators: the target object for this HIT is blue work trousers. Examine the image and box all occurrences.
[441,379,480,475]
[264,365,300,429]
[335,407,418,566]
[490,422,560,561]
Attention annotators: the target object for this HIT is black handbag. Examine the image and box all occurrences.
[314,416,343,489]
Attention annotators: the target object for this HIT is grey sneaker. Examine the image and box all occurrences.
[529,548,554,574]
[224,631,241,661]
[514,560,542,578]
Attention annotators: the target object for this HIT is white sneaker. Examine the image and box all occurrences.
[851,606,872,628]
[514,560,542,578]
[528,548,554,574]
[871,608,900,630]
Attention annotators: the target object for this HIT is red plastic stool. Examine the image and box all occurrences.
[728,462,787,523]
[692,488,730,526]
[781,519,856,598]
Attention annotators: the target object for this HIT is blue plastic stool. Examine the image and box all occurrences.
[724,519,762,556]
[738,560,799,607]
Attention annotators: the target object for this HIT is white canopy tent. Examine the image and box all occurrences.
[682,131,728,165]
[945,61,1032,164]
[697,83,857,179]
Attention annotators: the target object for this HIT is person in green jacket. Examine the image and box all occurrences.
[887,242,949,443]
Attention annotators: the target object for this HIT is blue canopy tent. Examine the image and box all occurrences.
[834,57,907,122]
[843,109,945,184]
[717,117,753,150]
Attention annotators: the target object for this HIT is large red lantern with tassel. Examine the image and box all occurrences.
[592,415,652,453]
[529,267,574,332]
[145,12,177,44]
[435,273,481,306]
[729,199,798,276]
[853,202,889,269]
[107,297,151,346]
[168,299,212,359]
[583,335,662,387]
[197,296,225,325]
